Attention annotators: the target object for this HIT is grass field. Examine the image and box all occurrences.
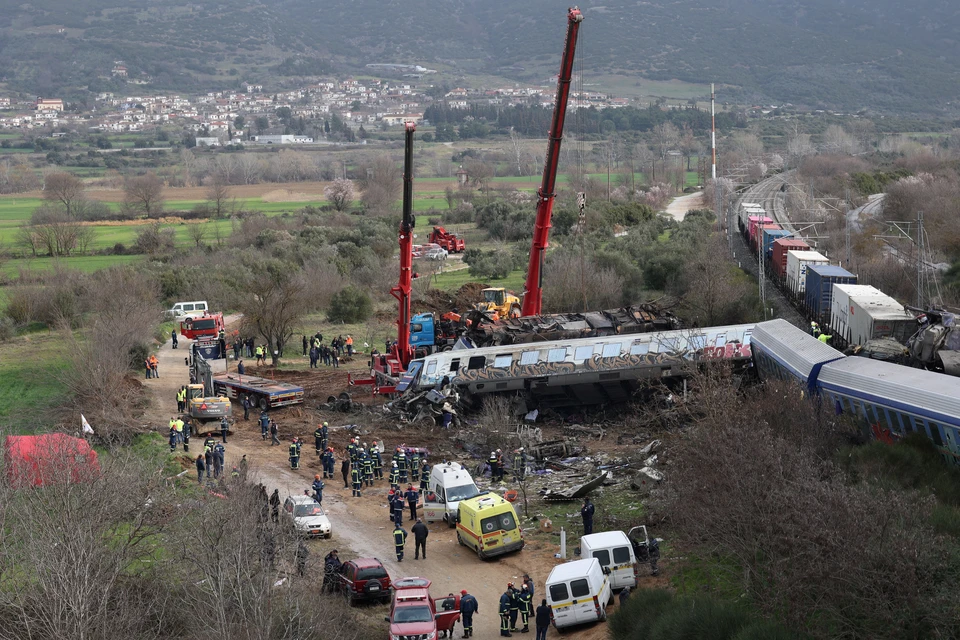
[0,329,70,432]
[1,254,142,276]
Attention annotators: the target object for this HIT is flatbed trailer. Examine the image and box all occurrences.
[213,372,304,410]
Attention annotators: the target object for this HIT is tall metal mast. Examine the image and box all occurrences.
[521,6,584,317]
[390,122,417,371]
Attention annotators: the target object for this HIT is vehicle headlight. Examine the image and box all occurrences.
[425,632,437,640]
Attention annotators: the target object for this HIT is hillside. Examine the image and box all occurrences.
[1,0,959,114]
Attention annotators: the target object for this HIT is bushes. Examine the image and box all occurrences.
[463,248,519,280]
[610,590,802,640]
[327,286,372,323]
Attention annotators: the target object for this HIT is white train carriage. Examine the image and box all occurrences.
[396,324,755,406]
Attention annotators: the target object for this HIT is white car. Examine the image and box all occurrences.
[283,495,332,538]
[424,248,448,260]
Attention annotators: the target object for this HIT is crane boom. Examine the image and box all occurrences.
[521,6,584,317]
[390,121,417,372]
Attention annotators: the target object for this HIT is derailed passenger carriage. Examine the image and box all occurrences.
[396,324,755,408]
[751,319,960,466]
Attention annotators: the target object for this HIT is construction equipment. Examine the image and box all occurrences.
[352,122,418,393]
[428,226,465,253]
[521,6,584,317]
[476,287,521,319]
[186,348,231,422]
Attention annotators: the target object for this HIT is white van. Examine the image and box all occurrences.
[165,300,209,319]
[422,462,480,527]
[580,531,638,590]
[545,557,612,629]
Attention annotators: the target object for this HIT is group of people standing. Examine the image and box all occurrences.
[497,576,547,638]
[304,333,354,367]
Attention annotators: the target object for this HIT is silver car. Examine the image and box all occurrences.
[424,247,448,260]
[283,495,332,538]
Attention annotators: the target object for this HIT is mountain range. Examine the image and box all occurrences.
[2,0,959,115]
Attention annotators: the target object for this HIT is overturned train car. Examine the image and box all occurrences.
[396,324,754,408]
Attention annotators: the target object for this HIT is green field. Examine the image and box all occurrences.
[0,329,70,432]
[2,254,142,276]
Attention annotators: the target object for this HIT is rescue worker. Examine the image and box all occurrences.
[195,454,205,483]
[321,421,329,449]
[811,320,821,337]
[370,440,383,479]
[488,451,499,480]
[270,420,280,445]
[312,474,325,504]
[522,574,534,599]
[175,417,184,444]
[168,425,177,452]
[346,438,358,464]
[420,458,430,492]
[513,448,525,481]
[411,517,428,559]
[341,457,350,488]
[389,461,400,490]
[818,332,833,344]
[239,454,248,479]
[460,589,478,638]
[294,437,303,458]
[362,450,374,487]
[270,489,280,523]
[322,447,334,479]
[204,433,217,453]
[581,497,595,535]
[176,386,185,412]
[393,524,407,562]
[259,411,270,440]
[219,416,229,443]
[495,450,505,481]
[213,442,225,479]
[405,484,419,521]
[182,419,191,452]
[518,583,533,633]
[410,449,421,483]
[392,491,405,527]
[508,583,520,632]
[396,447,408,483]
[172,329,179,349]
[314,424,325,457]
[648,536,661,576]
[289,439,300,469]
[499,587,513,637]
[322,549,341,593]
[204,443,213,478]
[231,466,240,480]
[345,334,354,356]
[255,344,264,365]
[149,354,159,378]
[242,395,251,421]
[351,464,362,497]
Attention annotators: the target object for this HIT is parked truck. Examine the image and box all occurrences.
[428,226,465,253]
[212,371,304,411]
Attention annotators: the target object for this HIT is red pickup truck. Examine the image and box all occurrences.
[387,577,460,640]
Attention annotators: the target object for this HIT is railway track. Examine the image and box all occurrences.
[731,171,806,328]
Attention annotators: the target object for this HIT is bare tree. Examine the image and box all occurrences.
[324,177,356,211]
[542,251,625,313]
[653,122,680,161]
[509,128,525,176]
[206,177,232,218]
[234,153,264,185]
[679,236,755,325]
[236,262,321,366]
[188,222,208,247]
[42,171,85,216]
[123,173,165,218]
[14,226,41,257]
[359,156,402,216]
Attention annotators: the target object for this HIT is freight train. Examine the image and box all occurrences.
[751,319,960,466]
[737,201,919,353]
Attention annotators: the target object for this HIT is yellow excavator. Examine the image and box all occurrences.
[475,288,521,320]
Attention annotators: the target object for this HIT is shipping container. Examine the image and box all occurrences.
[738,202,764,230]
[762,228,790,259]
[804,265,857,321]
[830,284,886,341]
[786,250,829,296]
[752,222,781,252]
[748,216,774,246]
[772,238,809,278]
[846,294,916,346]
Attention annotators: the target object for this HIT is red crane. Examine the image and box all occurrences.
[521,6,584,317]
[358,121,417,393]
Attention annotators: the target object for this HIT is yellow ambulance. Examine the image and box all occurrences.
[456,493,524,560]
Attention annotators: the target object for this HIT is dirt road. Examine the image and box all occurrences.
[664,191,704,221]
[142,331,613,639]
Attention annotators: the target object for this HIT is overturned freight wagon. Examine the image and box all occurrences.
[394,324,755,409]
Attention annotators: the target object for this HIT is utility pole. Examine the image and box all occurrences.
[844,188,851,269]
[917,210,924,308]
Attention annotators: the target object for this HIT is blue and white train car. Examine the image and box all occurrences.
[396,324,756,407]
[750,319,845,394]
[818,357,960,464]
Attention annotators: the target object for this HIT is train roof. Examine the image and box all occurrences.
[752,320,844,383]
[818,357,960,424]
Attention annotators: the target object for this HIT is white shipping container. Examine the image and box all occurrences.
[847,294,916,346]
[829,284,884,339]
[786,250,829,296]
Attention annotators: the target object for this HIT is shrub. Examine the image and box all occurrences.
[609,589,674,640]
[647,596,751,640]
[327,286,372,323]
[0,316,16,341]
